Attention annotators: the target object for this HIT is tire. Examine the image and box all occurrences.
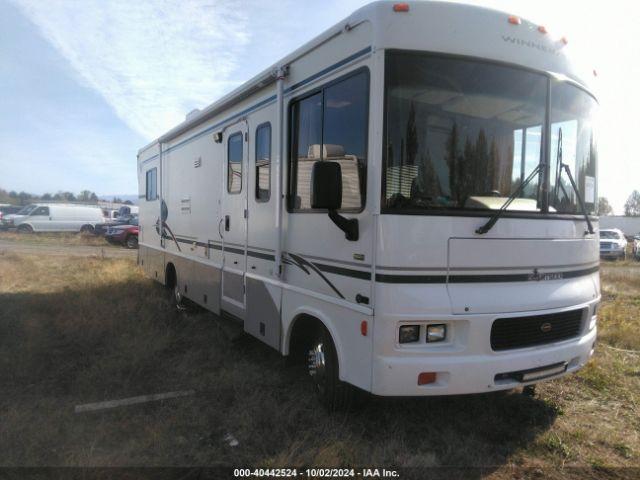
[17,224,33,234]
[80,224,94,234]
[125,234,138,249]
[166,266,187,313]
[307,325,364,411]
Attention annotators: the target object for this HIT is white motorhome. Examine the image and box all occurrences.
[138,1,600,409]
[13,203,105,233]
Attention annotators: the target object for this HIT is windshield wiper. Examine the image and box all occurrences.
[552,128,595,235]
[476,162,542,235]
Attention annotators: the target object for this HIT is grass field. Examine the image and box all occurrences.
[0,252,638,478]
[0,230,112,247]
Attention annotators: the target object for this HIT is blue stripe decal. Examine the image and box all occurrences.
[138,45,372,164]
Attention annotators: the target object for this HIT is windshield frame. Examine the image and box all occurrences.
[381,49,599,220]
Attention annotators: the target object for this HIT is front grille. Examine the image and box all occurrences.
[600,242,613,249]
[491,309,584,351]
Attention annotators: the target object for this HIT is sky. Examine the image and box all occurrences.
[0,0,638,213]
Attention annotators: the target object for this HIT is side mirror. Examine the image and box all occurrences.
[310,161,358,241]
[311,161,342,210]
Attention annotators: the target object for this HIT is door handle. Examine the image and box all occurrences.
[218,218,224,239]
[225,215,230,231]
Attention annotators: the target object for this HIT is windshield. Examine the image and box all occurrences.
[549,81,598,214]
[600,231,620,240]
[382,51,598,215]
[17,204,37,215]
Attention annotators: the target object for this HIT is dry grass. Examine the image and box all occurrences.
[0,253,638,478]
[0,230,111,247]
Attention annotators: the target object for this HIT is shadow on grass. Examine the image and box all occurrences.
[0,276,558,474]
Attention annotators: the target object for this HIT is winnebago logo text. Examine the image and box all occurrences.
[529,268,564,282]
[502,36,560,56]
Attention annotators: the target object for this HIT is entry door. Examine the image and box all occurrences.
[220,122,248,319]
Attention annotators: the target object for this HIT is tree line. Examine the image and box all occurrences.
[598,190,640,216]
[0,188,132,206]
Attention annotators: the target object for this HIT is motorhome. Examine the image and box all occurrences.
[138,1,600,409]
[12,203,105,233]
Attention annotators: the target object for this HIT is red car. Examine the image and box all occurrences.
[105,222,138,249]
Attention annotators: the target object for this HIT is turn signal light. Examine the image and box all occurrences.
[360,320,368,336]
[418,372,437,385]
[393,3,410,12]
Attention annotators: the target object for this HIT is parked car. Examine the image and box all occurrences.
[1,204,39,230]
[94,213,138,236]
[116,205,139,217]
[105,218,138,248]
[0,204,23,230]
[599,229,627,260]
[12,203,105,233]
[102,208,120,221]
[633,235,640,261]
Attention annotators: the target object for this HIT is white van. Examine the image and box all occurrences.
[13,203,105,233]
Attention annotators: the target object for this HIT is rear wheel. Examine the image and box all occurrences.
[17,224,33,234]
[307,325,364,411]
[125,234,138,249]
[172,283,188,312]
[80,224,94,234]
[165,264,187,312]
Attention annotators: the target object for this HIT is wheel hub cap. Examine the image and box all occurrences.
[308,343,326,379]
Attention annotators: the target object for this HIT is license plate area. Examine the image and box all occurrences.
[495,361,568,384]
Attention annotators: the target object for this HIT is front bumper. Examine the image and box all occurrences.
[600,250,625,259]
[105,233,127,243]
[371,318,596,397]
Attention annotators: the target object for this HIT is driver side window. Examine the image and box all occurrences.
[32,206,49,216]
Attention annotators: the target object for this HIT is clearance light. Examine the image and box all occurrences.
[418,372,437,385]
[360,320,368,336]
[393,3,410,12]
[561,36,569,45]
[399,325,420,343]
[508,15,521,25]
[538,25,548,34]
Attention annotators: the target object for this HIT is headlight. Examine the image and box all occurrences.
[426,324,447,343]
[399,325,420,344]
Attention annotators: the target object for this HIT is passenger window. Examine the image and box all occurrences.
[228,133,243,194]
[32,206,49,216]
[255,123,271,202]
[145,168,157,201]
[289,70,369,211]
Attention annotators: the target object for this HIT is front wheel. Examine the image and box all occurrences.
[17,224,33,234]
[125,235,138,249]
[171,283,188,312]
[80,224,94,235]
[307,325,364,411]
